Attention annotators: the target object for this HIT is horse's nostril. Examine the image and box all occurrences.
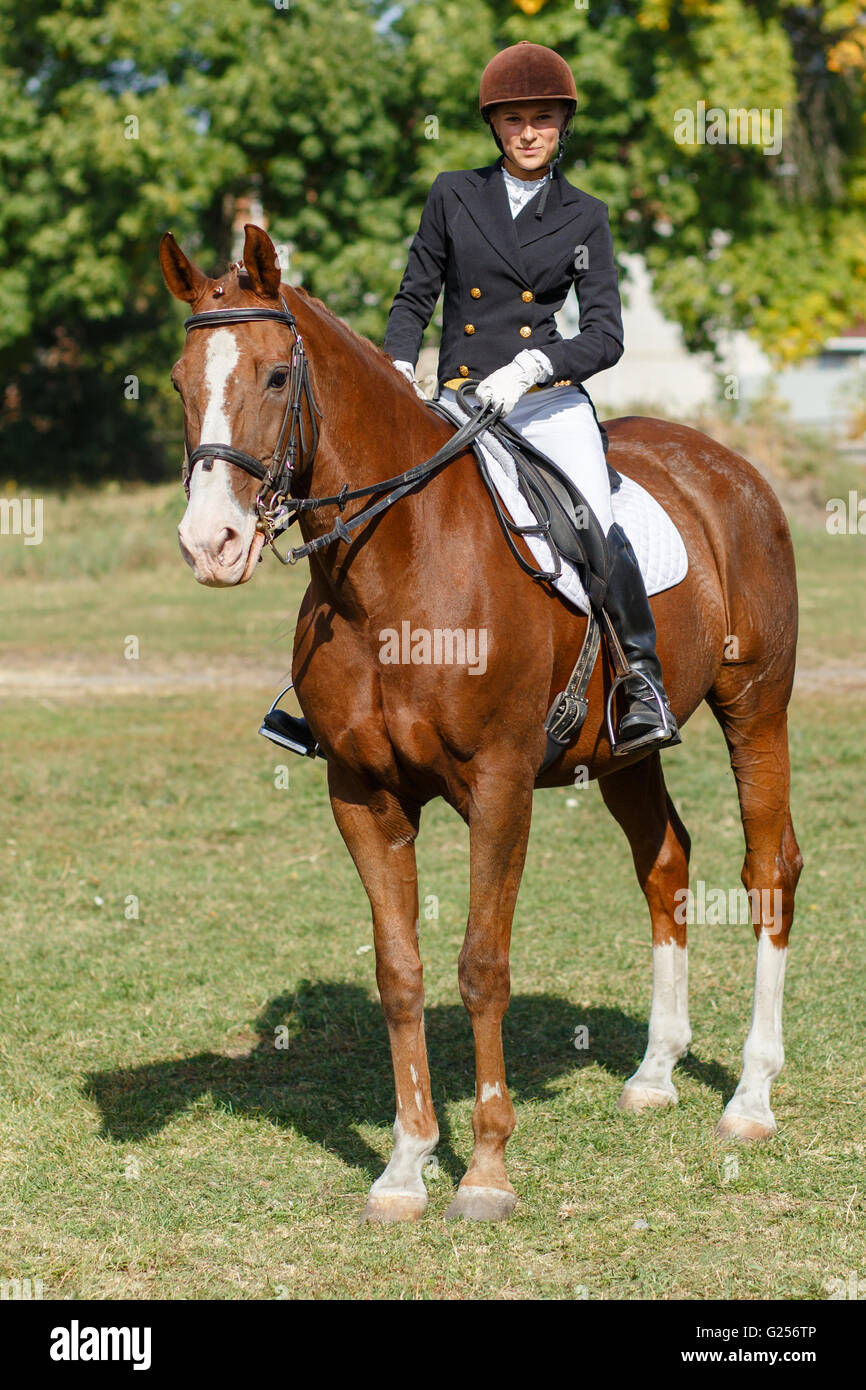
[217,527,242,567]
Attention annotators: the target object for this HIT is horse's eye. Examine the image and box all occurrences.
[171,378,181,393]
[269,368,289,390]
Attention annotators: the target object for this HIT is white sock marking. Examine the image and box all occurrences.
[624,942,691,1098]
[724,934,787,1127]
[370,1116,439,1199]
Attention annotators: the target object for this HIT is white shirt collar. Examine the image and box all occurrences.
[501,164,549,217]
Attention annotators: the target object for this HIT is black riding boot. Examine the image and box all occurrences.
[259,705,323,759]
[602,523,680,754]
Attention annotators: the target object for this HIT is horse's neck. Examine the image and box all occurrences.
[299,304,447,500]
[293,294,466,608]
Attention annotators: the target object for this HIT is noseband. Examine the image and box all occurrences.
[182,295,322,536]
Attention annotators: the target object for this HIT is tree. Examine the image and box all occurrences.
[391,0,866,364]
[1,0,863,483]
[0,0,407,483]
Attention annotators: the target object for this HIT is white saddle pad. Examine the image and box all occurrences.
[435,398,688,615]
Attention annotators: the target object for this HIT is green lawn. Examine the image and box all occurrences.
[0,479,863,1299]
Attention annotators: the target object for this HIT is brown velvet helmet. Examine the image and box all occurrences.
[479,41,577,123]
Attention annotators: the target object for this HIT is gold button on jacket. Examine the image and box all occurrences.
[464,323,475,335]
[380,154,625,390]
[459,364,469,376]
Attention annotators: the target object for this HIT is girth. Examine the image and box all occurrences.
[429,384,621,772]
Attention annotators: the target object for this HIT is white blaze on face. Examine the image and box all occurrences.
[178,327,259,582]
[200,327,239,441]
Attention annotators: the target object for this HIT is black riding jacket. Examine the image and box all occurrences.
[383,154,624,391]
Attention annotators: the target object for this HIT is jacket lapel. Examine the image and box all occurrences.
[452,157,587,280]
[514,167,586,248]
[452,159,532,283]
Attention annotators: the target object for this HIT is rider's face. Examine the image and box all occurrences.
[489,100,567,179]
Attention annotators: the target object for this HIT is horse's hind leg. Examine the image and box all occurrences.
[599,752,693,1111]
[327,764,439,1222]
[709,694,803,1141]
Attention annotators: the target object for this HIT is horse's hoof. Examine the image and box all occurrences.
[618,1083,677,1112]
[359,1191,427,1224]
[444,1185,517,1222]
[716,1112,776,1143]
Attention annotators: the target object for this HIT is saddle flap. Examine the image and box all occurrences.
[487,417,609,604]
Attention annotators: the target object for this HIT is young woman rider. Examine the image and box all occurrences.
[261,41,678,759]
[383,40,678,755]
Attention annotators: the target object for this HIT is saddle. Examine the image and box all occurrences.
[258,381,667,773]
[427,393,619,611]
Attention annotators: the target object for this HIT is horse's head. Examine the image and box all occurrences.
[160,224,299,586]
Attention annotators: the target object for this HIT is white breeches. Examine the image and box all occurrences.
[441,383,614,533]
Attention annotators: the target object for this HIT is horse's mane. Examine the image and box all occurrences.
[220,264,401,381]
[289,283,399,377]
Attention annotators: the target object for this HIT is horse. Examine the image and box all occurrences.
[160,223,803,1224]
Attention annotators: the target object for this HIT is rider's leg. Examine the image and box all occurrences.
[505,384,615,531]
[602,522,680,751]
[505,386,678,753]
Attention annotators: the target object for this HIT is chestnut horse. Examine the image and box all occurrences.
[161,225,802,1223]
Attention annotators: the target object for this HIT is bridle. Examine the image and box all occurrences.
[182,294,322,545]
[179,290,502,566]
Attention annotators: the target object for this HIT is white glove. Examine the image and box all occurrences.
[392,359,426,400]
[476,349,552,415]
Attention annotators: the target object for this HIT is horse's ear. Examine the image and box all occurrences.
[242,224,282,300]
[159,232,212,304]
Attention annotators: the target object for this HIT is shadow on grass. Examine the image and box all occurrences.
[83,983,735,1184]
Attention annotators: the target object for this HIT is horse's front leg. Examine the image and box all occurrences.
[447,769,533,1222]
[327,763,438,1223]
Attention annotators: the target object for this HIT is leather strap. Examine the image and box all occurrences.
[538,612,602,774]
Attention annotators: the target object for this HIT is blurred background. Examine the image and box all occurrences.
[0,0,864,488]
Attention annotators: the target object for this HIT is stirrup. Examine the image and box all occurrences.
[258,684,323,759]
[605,670,680,756]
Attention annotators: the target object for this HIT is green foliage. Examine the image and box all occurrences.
[0,0,864,481]
[395,0,866,360]
[0,0,406,482]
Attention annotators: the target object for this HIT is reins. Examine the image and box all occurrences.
[180,301,619,770]
[260,384,503,565]
[181,295,502,566]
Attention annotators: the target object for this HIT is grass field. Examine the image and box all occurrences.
[0,470,864,1300]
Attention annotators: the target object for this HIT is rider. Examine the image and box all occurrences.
[260,40,678,759]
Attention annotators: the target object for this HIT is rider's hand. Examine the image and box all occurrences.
[476,349,551,415]
[391,359,426,400]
